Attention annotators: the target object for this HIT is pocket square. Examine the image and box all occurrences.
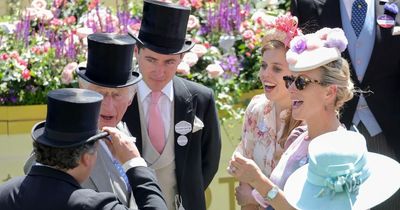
[192,116,204,133]
[393,26,400,36]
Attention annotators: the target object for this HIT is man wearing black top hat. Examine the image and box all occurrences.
[0,88,167,209]
[122,1,221,209]
[24,33,146,208]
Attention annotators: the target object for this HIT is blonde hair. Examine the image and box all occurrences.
[319,58,354,117]
[261,40,303,147]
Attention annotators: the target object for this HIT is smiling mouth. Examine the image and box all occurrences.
[292,100,304,109]
[264,82,276,91]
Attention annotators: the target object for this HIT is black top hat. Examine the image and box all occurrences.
[130,0,195,54]
[76,33,142,88]
[32,88,108,148]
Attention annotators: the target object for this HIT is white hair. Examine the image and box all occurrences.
[78,77,137,100]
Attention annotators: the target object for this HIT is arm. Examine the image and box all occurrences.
[102,127,167,210]
[126,166,167,210]
[201,90,221,189]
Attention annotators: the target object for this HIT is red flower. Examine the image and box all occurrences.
[21,69,31,80]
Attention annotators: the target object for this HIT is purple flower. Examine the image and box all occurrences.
[291,37,307,54]
[9,95,18,104]
[384,3,398,15]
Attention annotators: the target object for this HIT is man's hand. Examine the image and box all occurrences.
[102,127,139,164]
[235,182,258,206]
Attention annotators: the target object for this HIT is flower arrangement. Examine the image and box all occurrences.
[0,0,289,121]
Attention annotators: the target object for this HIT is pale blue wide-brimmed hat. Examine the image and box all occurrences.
[284,130,400,210]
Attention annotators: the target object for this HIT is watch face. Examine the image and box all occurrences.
[267,186,279,201]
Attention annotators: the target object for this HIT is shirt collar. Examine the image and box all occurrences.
[138,80,174,103]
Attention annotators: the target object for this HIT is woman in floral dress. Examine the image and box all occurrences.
[232,13,304,210]
[229,27,355,210]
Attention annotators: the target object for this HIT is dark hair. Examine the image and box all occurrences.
[33,141,97,170]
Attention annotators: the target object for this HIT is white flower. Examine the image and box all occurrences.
[182,52,199,67]
[31,0,47,9]
[218,35,236,53]
[190,44,208,58]
[187,15,200,31]
[76,27,94,39]
[177,62,190,75]
[206,63,224,79]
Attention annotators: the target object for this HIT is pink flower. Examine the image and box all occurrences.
[21,69,31,80]
[1,53,9,60]
[206,63,224,79]
[182,52,199,67]
[177,62,191,75]
[190,44,207,58]
[243,29,255,40]
[10,51,19,59]
[178,0,190,7]
[187,15,200,31]
[31,0,47,9]
[50,18,63,26]
[191,0,203,9]
[64,16,76,25]
[61,62,78,84]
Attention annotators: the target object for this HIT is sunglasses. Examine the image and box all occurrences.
[283,75,325,90]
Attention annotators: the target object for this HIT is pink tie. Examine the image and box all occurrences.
[148,91,165,153]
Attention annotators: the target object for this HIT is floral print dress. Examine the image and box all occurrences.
[234,94,290,177]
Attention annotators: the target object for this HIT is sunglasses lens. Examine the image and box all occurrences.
[295,76,307,90]
[283,76,294,88]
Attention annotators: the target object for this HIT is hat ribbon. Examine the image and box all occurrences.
[307,155,371,200]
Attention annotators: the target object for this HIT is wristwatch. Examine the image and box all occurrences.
[264,185,279,202]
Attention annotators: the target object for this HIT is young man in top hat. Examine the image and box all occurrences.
[24,33,144,208]
[0,88,167,209]
[123,1,221,209]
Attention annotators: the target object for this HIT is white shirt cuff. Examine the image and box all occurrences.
[122,157,147,172]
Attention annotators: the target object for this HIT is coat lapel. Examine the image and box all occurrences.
[123,96,143,154]
[172,77,194,193]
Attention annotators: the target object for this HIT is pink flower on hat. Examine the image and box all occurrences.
[262,13,302,47]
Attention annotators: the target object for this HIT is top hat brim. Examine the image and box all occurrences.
[76,66,142,88]
[129,31,195,54]
[32,121,109,148]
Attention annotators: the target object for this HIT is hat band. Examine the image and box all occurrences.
[307,154,371,197]
[139,30,185,52]
[44,127,99,143]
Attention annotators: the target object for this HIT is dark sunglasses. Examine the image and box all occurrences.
[283,75,324,90]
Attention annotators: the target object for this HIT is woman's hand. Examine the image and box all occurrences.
[228,153,263,186]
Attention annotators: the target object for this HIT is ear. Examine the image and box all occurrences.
[325,84,337,103]
[80,152,95,168]
[134,46,139,59]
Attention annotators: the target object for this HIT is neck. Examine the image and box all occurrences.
[306,112,341,140]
